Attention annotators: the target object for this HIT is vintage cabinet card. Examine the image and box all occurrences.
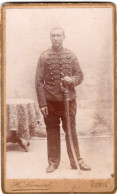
[1,2,116,193]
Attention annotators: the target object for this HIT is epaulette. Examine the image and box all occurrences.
[65,48,73,55]
[41,49,51,55]
[65,48,70,51]
[65,48,71,52]
[65,48,75,56]
[65,48,72,54]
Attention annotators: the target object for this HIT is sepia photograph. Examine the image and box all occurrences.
[1,2,116,193]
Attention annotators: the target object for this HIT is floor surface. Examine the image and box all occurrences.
[6,136,114,179]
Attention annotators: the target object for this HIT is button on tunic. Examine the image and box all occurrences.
[35,47,83,108]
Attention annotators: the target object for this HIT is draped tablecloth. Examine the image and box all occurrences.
[6,98,41,140]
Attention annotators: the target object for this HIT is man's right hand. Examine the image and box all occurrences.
[40,106,48,117]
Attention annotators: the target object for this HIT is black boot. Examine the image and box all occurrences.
[46,165,58,173]
[71,158,91,171]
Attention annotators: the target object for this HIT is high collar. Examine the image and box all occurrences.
[51,45,64,53]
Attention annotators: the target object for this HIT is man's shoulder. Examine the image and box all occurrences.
[40,49,51,57]
[65,48,76,58]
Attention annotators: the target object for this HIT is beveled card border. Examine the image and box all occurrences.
[1,2,116,193]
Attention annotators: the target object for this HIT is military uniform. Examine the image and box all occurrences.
[35,46,83,168]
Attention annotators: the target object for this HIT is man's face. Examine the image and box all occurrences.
[50,29,65,48]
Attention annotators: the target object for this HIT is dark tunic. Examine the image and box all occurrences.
[35,47,83,108]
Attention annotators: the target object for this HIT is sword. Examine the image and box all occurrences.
[61,82,81,174]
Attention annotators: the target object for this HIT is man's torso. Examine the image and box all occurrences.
[41,47,77,101]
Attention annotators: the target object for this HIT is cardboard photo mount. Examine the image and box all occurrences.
[1,2,116,193]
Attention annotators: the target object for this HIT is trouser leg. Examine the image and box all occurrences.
[44,109,60,167]
[61,99,81,166]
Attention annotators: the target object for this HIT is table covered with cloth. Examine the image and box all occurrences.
[6,98,41,141]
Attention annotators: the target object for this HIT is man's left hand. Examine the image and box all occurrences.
[63,76,72,84]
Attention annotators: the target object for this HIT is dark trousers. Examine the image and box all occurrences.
[44,99,81,167]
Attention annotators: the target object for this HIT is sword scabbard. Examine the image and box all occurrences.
[62,83,81,174]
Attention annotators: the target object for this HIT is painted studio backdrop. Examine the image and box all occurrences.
[6,8,114,136]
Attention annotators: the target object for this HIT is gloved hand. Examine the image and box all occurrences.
[40,106,48,117]
[63,76,73,84]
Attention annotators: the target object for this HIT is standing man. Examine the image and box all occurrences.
[35,27,91,173]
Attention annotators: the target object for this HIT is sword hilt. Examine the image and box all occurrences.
[60,84,70,101]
